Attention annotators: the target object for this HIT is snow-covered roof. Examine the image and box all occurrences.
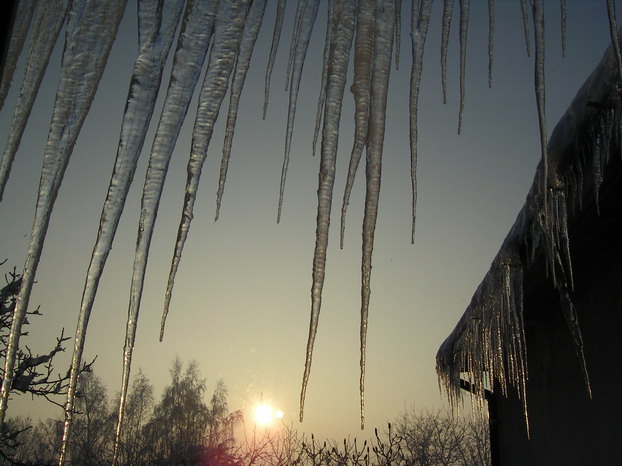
[436,27,622,415]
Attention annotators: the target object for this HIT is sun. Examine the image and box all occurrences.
[254,403,284,426]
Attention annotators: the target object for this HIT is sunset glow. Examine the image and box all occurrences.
[254,403,283,425]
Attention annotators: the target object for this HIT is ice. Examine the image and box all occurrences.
[457,0,470,135]
[488,0,495,88]
[440,0,454,104]
[437,28,622,430]
[277,0,320,223]
[560,0,567,57]
[126,0,218,352]
[262,0,287,118]
[285,1,305,92]
[0,0,128,459]
[215,0,267,221]
[359,0,396,430]
[532,0,549,219]
[52,0,185,461]
[409,0,434,244]
[160,0,247,340]
[607,0,622,78]
[395,0,402,70]
[0,0,70,201]
[311,0,335,158]
[519,0,531,57]
[558,285,591,397]
[339,0,374,248]
[300,0,356,424]
[0,0,35,111]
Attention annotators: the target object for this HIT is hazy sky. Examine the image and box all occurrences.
[1,1,619,440]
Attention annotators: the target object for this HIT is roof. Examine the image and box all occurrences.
[436,27,622,413]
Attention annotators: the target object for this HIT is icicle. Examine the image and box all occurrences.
[558,285,592,397]
[285,0,306,92]
[560,0,566,58]
[360,0,395,430]
[0,0,35,111]
[395,0,402,70]
[519,0,531,57]
[54,1,184,463]
[262,0,287,118]
[0,0,69,201]
[440,0,454,104]
[532,0,548,219]
[409,0,434,244]
[160,0,247,340]
[1,0,127,428]
[457,0,470,134]
[311,0,335,158]
[215,0,267,221]
[606,0,622,80]
[300,0,355,423]
[339,0,375,248]
[277,0,320,223]
[126,0,218,352]
[1,0,128,457]
[488,0,495,88]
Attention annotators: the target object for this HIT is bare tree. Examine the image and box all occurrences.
[67,371,115,465]
[394,408,491,466]
[114,369,154,466]
[0,265,94,405]
[142,358,212,463]
[0,264,94,464]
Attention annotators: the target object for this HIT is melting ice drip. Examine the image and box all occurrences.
[0,1,620,463]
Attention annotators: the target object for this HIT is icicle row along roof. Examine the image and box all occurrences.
[436,25,622,425]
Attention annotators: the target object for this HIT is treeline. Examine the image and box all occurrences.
[2,359,241,465]
[0,266,490,465]
[2,361,490,465]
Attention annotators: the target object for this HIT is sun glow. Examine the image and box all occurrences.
[254,403,283,425]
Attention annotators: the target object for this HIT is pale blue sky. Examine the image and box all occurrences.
[0,1,618,440]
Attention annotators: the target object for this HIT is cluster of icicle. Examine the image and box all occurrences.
[0,0,621,463]
[437,20,622,431]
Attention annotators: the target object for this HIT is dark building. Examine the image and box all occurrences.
[437,29,622,466]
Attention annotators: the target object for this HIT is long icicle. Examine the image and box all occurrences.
[126,0,218,351]
[440,0,455,105]
[0,0,128,460]
[52,1,187,462]
[395,0,403,70]
[311,0,335,158]
[488,0,495,88]
[300,0,355,423]
[262,0,287,118]
[457,0,470,134]
[286,0,306,92]
[360,0,395,430]
[1,0,127,427]
[519,0,531,57]
[560,0,566,57]
[0,0,70,201]
[0,0,35,111]
[409,0,434,244]
[215,0,268,221]
[277,0,320,223]
[339,0,375,248]
[160,0,248,340]
[606,0,622,79]
[532,0,548,218]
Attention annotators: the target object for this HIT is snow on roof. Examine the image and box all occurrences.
[436,27,622,419]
